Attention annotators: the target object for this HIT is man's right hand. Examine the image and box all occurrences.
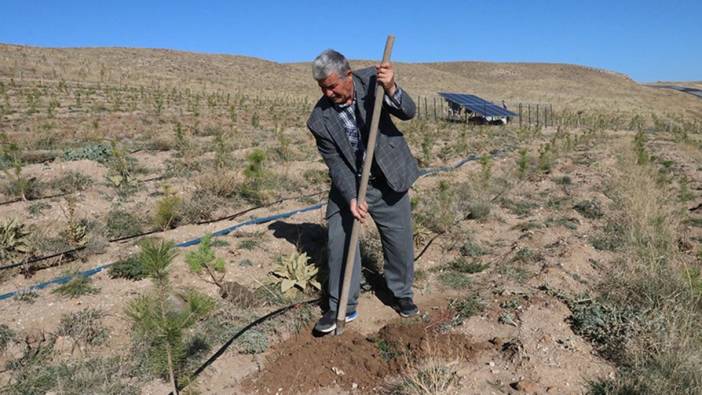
[350,198,369,223]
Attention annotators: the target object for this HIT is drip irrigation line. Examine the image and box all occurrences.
[0,175,164,207]
[414,232,444,262]
[0,246,85,271]
[0,149,511,302]
[0,190,325,271]
[140,175,166,183]
[0,203,323,302]
[109,229,162,244]
[194,190,326,226]
[170,297,321,395]
[0,191,71,207]
[110,190,325,243]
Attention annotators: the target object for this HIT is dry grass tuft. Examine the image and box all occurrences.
[583,139,702,394]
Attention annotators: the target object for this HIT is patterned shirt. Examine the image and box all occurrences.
[335,86,404,172]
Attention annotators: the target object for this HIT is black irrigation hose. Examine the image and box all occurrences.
[170,297,321,395]
[194,190,326,225]
[0,191,72,206]
[0,149,511,297]
[109,190,326,243]
[0,246,86,271]
[0,189,325,271]
[0,145,509,273]
[0,175,164,207]
[414,232,444,262]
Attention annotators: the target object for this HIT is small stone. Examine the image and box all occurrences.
[331,366,345,376]
[352,383,358,390]
[488,361,495,367]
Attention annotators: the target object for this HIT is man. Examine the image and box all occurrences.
[306,49,420,333]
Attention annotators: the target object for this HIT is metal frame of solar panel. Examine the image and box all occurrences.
[439,92,516,117]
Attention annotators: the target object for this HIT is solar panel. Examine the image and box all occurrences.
[438,92,517,117]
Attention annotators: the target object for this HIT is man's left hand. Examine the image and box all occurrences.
[376,62,397,96]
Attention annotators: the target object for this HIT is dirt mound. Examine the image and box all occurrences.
[244,314,484,394]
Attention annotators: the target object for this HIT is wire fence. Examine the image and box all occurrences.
[415,95,554,128]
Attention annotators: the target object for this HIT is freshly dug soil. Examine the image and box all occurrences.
[245,312,484,393]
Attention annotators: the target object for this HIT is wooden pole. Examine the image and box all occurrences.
[519,103,522,128]
[336,35,395,335]
[433,97,436,121]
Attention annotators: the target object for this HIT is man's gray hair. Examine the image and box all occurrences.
[312,49,351,81]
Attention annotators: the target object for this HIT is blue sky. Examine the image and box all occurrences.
[0,0,699,82]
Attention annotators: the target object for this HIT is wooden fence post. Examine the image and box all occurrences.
[433,97,436,121]
[519,103,522,128]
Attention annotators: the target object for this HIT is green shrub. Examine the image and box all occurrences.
[63,143,111,163]
[237,329,268,354]
[239,149,274,205]
[466,200,491,220]
[460,239,486,257]
[448,294,484,326]
[501,198,538,217]
[590,221,626,251]
[52,274,100,298]
[27,201,51,217]
[105,208,144,239]
[0,324,15,352]
[108,255,147,280]
[238,238,261,250]
[153,186,181,231]
[574,199,604,219]
[479,154,492,188]
[303,168,329,186]
[438,271,471,289]
[50,171,93,193]
[569,299,638,362]
[185,234,225,274]
[448,257,488,274]
[538,143,554,173]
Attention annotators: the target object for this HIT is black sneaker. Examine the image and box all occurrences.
[314,310,358,333]
[395,297,419,318]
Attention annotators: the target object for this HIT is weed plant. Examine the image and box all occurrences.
[108,255,147,280]
[153,185,182,231]
[105,208,144,239]
[52,274,100,298]
[57,308,108,347]
[0,324,15,352]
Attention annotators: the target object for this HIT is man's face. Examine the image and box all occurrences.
[317,71,354,105]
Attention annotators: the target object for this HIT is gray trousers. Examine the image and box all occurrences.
[325,181,414,312]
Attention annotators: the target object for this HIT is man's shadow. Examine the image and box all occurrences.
[267,220,396,309]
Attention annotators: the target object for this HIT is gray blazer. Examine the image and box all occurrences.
[307,67,419,215]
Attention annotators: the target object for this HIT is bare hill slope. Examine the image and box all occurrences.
[1,43,701,116]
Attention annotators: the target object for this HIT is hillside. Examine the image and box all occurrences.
[2,43,702,117]
[1,43,702,394]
